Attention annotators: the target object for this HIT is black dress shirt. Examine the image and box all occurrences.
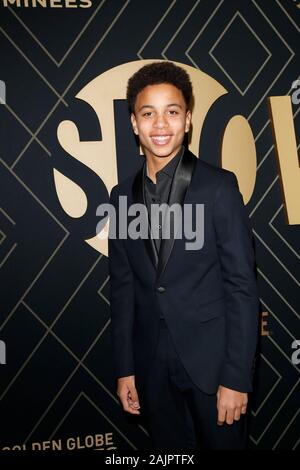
[144,146,184,320]
[144,146,184,256]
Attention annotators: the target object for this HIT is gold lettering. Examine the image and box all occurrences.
[32,442,42,450]
[105,432,113,446]
[65,0,77,7]
[76,436,85,450]
[66,437,76,450]
[221,115,256,204]
[2,0,22,6]
[261,311,270,336]
[50,0,63,6]
[1,0,93,6]
[33,0,47,6]
[52,440,62,450]
[42,441,51,450]
[269,96,300,225]
[85,435,94,448]
[95,434,104,447]
[80,0,92,7]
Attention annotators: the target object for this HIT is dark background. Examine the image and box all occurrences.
[0,0,299,450]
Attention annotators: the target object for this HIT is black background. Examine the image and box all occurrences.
[0,0,299,451]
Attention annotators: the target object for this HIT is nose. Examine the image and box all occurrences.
[153,113,168,129]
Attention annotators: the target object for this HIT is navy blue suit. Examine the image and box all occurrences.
[108,148,259,448]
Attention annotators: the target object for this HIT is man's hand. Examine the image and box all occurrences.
[216,385,248,425]
[117,375,141,415]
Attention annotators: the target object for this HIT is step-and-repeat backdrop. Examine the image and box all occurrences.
[0,0,299,451]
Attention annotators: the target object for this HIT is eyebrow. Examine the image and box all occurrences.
[138,103,183,112]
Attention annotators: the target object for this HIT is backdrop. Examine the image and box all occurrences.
[0,0,299,451]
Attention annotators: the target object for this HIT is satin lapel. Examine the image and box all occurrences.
[156,148,197,281]
[132,162,158,269]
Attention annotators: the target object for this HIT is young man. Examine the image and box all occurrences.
[108,61,259,450]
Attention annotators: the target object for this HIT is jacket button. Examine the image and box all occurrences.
[157,286,166,293]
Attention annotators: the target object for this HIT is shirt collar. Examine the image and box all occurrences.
[145,145,184,182]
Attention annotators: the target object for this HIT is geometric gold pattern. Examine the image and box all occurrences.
[0,0,299,450]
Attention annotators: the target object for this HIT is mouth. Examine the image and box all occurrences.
[150,135,172,146]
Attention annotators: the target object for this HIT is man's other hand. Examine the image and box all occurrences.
[216,385,248,425]
[117,375,141,415]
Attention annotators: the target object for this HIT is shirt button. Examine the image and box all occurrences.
[157,286,166,293]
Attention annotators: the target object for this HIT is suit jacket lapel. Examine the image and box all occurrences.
[132,161,159,270]
[132,148,197,277]
[156,148,197,281]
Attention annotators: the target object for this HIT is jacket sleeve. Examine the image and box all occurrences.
[213,172,259,392]
[108,186,135,379]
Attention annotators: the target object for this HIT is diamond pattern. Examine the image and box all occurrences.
[0,0,299,450]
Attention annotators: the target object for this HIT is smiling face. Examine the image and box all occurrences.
[130,83,191,162]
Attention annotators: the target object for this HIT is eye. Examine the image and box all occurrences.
[168,110,178,115]
[143,112,152,117]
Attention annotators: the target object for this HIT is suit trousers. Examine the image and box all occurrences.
[141,318,248,450]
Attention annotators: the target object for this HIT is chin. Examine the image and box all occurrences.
[149,146,177,158]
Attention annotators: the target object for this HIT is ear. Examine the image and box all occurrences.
[185,110,191,133]
[130,113,139,135]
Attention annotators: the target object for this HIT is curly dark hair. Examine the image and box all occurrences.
[126,61,193,113]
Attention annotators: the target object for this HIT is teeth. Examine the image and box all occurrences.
[152,136,170,141]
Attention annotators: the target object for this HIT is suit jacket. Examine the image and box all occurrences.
[108,147,259,395]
